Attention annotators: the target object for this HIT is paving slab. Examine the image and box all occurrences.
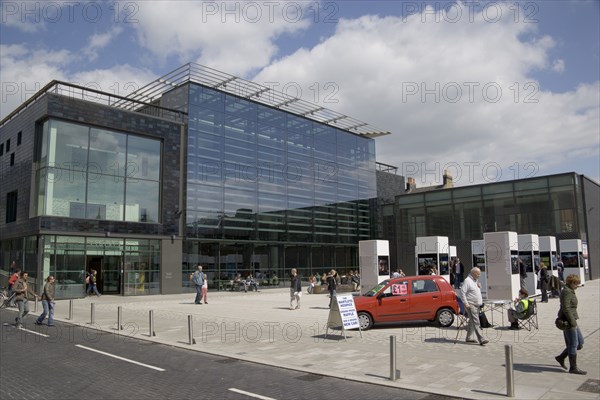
[7,279,599,399]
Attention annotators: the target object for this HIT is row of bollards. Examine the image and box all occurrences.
[71,302,190,342]
[388,335,515,398]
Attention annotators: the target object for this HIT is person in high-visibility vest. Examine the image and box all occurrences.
[508,288,530,330]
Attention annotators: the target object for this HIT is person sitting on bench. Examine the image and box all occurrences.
[508,288,530,330]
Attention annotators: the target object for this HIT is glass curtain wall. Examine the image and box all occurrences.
[40,235,161,298]
[182,241,362,290]
[394,174,582,270]
[182,82,376,289]
[35,120,162,223]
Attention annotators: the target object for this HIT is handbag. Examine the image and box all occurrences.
[555,318,570,330]
[555,309,570,330]
[479,311,492,328]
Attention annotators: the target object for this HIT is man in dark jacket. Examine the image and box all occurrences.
[289,269,301,310]
[13,272,39,328]
[518,258,527,290]
[326,269,337,308]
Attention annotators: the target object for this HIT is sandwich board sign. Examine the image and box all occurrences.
[325,294,362,340]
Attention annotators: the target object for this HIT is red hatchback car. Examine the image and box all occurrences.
[354,275,458,330]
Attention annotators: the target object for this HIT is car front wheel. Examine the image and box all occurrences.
[358,312,373,330]
[436,309,455,327]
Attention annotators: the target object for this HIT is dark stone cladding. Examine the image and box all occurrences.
[0,92,183,240]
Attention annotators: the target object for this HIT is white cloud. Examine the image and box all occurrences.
[0,44,155,119]
[552,59,566,73]
[253,6,600,185]
[131,1,311,76]
[83,26,124,61]
[0,0,46,33]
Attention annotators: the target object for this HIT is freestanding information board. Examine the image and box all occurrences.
[484,231,520,301]
[540,236,558,278]
[359,240,390,294]
[471,239,487,298]
[415,236,450,284]
[518,234,541,296]
[559,239,586,286]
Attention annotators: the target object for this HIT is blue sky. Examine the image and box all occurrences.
[1,0,599,185]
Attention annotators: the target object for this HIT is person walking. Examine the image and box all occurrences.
[557,258,564,282]
[555,274,586,374]
[289,269,301,310]
[518,257,527,290]
[86,269,101,297]
[201,272,208,304]
[7,266,20,307]
[12,272,39,329]
[35,276,56,326]
[192,265,205,304]
[326,269,337,308]
[459,267,488,346]
[538,262,550,303]
[454,258,464,288]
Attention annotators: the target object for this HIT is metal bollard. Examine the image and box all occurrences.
[505,344,515,397]
[117,306,123,331]
[68,299,73,320]
[188,315,196,345]
[91,303,96,325]
[390,335,399,381]
[34,297,38,313]
[149,310,156,337]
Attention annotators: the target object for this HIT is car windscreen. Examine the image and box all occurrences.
[364,280,389,297]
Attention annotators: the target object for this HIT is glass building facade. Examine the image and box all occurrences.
[174,83,377,288]
[391,173,598,279]
[35,119,162,223]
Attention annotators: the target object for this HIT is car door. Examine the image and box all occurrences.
[410,279,442,320]
[375,280,411,322]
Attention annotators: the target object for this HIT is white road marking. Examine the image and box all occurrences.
[75,344,165,371]
[17,327,50,337]
[228,388,277,400]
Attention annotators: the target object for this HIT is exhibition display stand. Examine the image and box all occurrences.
[471,239,487,298]
[484,231,520,301]
[415,236,450,284]
[359,240,390,294]
[540,236,558,278]
[518,234,541,296]
[559,239,586,286]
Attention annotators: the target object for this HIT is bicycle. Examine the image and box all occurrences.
[0,288,15,309]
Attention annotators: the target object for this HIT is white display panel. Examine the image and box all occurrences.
[471,239,487,298]
[359,240,390,293]
[415,236,450,284]
[559,239,586,286]
[484,231,520,301]
[518,234,541,296]
[540,236,558,278]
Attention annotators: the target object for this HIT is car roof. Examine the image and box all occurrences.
[387,275,440,282]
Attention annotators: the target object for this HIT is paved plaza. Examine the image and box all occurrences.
[6,279,600,399]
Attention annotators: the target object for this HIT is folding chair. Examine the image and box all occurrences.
[454,297,468,343]
[517,299,538,331]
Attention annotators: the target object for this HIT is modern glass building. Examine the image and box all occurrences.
[0,63,389,297]
[386,172,599,280]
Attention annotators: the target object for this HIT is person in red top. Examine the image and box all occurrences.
[7,263,20,307]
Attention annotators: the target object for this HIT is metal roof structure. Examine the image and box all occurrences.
[125,63,391,138]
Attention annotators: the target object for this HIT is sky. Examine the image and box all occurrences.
[1,0,599,187]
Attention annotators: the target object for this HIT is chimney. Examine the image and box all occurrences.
[443,169,454,188]
[406,176,417,192]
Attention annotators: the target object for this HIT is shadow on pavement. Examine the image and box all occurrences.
[510,363,567,374]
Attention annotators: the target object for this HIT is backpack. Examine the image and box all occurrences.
[85,275,90,284]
